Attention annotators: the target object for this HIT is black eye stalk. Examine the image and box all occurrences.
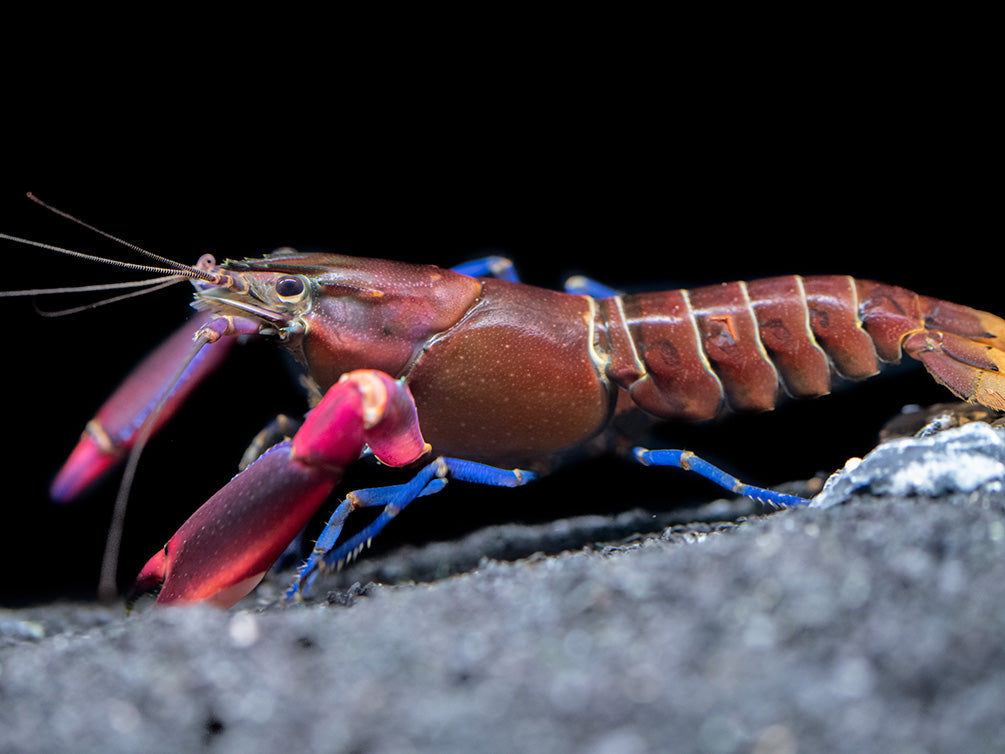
[276,276,306,300]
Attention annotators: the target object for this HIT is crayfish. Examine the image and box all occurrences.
[5,200,1005,608]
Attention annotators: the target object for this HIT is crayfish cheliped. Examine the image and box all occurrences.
[7,223,1005,608]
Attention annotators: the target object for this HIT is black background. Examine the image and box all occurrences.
[0,61,994,604]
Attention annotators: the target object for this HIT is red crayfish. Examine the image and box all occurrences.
[5,204,1005,608]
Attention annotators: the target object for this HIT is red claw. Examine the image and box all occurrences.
[50,432,124,503]
[51,312,238,502]
[130,369,429,608]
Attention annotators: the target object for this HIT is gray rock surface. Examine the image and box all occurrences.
[813,423,1005,508]
[3,427,1005,754]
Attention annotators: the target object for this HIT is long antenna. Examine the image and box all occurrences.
[1,194,230,603]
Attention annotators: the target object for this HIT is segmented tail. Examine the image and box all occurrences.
[890,286,1005,411]
[602,275,1005,420]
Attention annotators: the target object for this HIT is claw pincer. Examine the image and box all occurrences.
[130,370,428,608]
[50,311,238,502]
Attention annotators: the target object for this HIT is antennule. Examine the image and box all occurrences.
[9,193,223,285]
[34,278,184,317]
[26,193,193,273]
[0,232,220,284]
[0,275,181,298]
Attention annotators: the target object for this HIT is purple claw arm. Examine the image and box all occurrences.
[50,311,254,502]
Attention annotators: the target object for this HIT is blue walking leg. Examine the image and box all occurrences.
[451,255,520,282]
[633,447,809,508]
[563,275,622,298]
[287,457,536,599]
[453,258,623,298]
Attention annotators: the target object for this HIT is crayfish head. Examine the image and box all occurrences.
[192,247,483,389]
[189,248,318,339]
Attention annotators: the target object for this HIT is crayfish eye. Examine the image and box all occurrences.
[275,276,307,301]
